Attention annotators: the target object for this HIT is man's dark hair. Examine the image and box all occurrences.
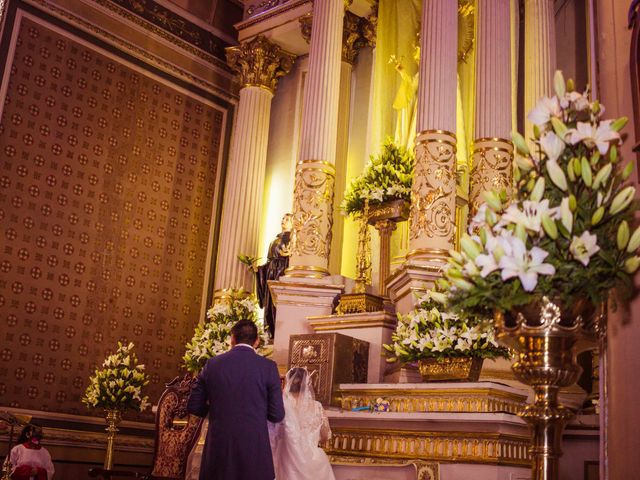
[231,319,258,345]
[17,425,42,444]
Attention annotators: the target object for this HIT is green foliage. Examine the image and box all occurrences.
[341,140,414,216]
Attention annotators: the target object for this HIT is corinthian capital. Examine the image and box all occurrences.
[299,11,367,64]
[226,36,296,93]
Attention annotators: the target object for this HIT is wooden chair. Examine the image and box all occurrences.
[89,373,204,480]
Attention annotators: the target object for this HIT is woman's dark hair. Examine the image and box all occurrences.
[17,425,42,444]
[231,319,258,345]
[287,367,307,394]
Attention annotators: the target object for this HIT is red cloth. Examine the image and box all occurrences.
[10,464,47,480]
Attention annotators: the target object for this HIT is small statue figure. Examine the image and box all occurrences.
[256,213,293,339]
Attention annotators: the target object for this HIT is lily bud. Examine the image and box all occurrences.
[530,177,546,201]
[581,156,593,187]
[511,131,530,156]
[554,70,566,98]
[610,145,618,163]
[445,268,463,279]
[622,162,634,181]
[574,157,583,176]
[627,226,640,252]
[592,100,601,114]
[460,235,482,260]
[624,256,640,274]
[551,117,568,138]
[515,154,534,172]
[560,197,573,233]
[449,250,464,264]
[515,224,527,242]
[436,278,450,291]
[478,227,488,246]
[430,291,448,304]
[533,124,541,140]
[547,160,568,191]
[569,194,577,211]
[541,213,558,239]
[610,186,636,216]
[567,78,575,92]
[485,208,498,226]
[611,116,629,132]
[591,151,601,167]
[567,162,576,182]
[451,277,474,291]
[514,167,522,182]
[617,221,630,250]
[591,206,605,226]
[592,164,612,190]
[483,190,502,212]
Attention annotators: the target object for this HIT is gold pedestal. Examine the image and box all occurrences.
[494,297,598,480]
[103,409,122,470]
[418,357,483,382]
[336,293,384,315]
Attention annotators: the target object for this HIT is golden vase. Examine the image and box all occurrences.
[103,408,122,470]
[417,356,483,382]
[494,296,599,480]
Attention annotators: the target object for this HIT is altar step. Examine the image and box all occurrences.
[325,382,599,480]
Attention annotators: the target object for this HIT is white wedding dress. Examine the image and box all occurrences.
[269,368,335,480]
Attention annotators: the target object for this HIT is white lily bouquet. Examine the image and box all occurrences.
[341,139,414,216]
[443,71,636,318]
[383,292,509,363]
[82,342,150,412]
[183,290,269,373]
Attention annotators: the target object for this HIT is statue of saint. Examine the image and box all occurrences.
[390,44,419,150]
[256,213,293,339]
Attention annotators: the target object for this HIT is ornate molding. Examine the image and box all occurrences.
[409,130,457,246]
[326,428,530,466]
[469,138,513,216]
[289,161,335,262]
[299,11,368,64]
[328,456,438,480]
[226,35,295,92]
[246,0,292,17]
[361,0,378,48]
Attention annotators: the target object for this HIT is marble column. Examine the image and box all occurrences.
[301,11,366,276]
[524,0,556,142]
[286,0,346,279]
[213,36,294,295]
[387,0,458,314]
[470,0,514,216]
[408,0,458,262]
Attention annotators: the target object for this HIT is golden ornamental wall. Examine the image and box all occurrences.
[0,10,229,416]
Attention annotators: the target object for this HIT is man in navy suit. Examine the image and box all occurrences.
[187,319,285,480]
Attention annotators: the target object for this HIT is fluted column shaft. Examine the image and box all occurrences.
[287,0,345,278]
[214,36,294,294]
[214,87,273,292]
[524,0,556,142]
[408,0,458,263]
[470,0,514,215]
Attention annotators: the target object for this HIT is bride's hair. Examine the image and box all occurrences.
[286,367,306,394]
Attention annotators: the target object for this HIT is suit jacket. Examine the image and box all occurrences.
[187,345,285,480]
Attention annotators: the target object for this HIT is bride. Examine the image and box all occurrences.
[270,367,335,480]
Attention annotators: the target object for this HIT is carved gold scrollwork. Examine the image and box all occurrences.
[409,131,457,244]
[300,11,367,65]
[290,162,335,259]
[225,35,296,93]
[469,138,513,216]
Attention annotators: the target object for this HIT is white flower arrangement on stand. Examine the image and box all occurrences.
[183,290,269,374]
[443,71,636,316]
[82,342,150,412]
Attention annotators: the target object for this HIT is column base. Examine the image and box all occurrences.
[269,277,344,366]
[385,258,447,315]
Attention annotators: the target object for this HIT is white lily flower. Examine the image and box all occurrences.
[569,231,600,266]
[498,200,558,234]
[566,120,620,155]
[498,236,555,291]
[540,131,565,162]
[527,96,562,127]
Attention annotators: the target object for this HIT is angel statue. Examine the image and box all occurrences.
[390,43,420,150]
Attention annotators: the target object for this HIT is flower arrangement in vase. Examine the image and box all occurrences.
[383,291,509,381]
[439,71,636,480]
[341,139,414,216]
[82,342,149,469]
[82,342,150,412]
[183,290,269,374]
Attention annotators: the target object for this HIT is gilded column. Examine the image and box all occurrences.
[214,36,295,295]
[524,0,556,142]
[470,0,514,216]
[287,0,345,279]
[408,0,458,264]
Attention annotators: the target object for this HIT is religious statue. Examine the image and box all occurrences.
[390,44,419,150]
[255,213,293,339]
